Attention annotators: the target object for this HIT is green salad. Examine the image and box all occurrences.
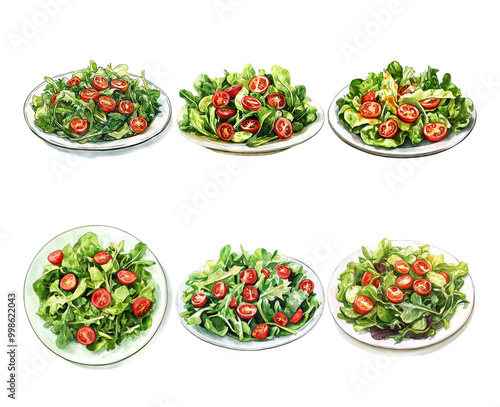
[179,64,318,147]
[31,60,161,143]
[336,61,474,148]
[180,245,321,341]
[33,232,156,351]
[336,239,469,343]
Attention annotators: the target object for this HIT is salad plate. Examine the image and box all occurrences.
[328,240,474,350]
[24,225,169,367]
[177,248,325,351]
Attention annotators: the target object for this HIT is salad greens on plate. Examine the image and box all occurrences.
[336,61,474,148]
[179,64,318,147]
[336,239,469,343]
[31,60,161,143]
[33,232,156,352]
[180,245,321,341]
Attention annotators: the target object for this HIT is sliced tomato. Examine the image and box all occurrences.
[439,271,450,283]
[398,84,415,96]
[299,279,314,294]
[66,76,81,87]
[216,108,236,120]
[261,268,270,278]
[241,119,260,134]
[378,119,398,138]
[217,123,234,141]
[51,93,59,106]
[48,250,63,265]
[397,104,420,123]
[92,76,108,90]
[98,95,116,112]
[240,268,258,284]
[212,282,227,299]
[129,116,148,133]
[362,272,373,286]
[191,293,207,307]
[267,93,286,109]
[413,278,432,296]
[249,75,270,94]
[60,273,77,290]
[117,270,137,285]
[229,297,237,309]
[70,118,88,134]
[242,285,259,302]
[420,98,440,110]
[224,84,243,99]
[361,91,378,104]
[91,288,112,309]
[395,260,410,274]
[110,79,128,92]
[386,286,404,303]
[290,308,303,324]
[80,89,99,102]
[76,326,95,345]
[94,251,112,265]
[412,259,431,276]
[118,100,134,115]
[273,312,288,327]
[252,324,269,340]
[237,303,257,319]
[274,117,293,139]
[372,278,381,288]
[396,275,413,290]
[212,91,230,108]
[354,295,373,314]
[276,264,291,279]
[423,122,448,142]
[241,96,262,111]
[132,297,152,317]
[359,101,381,118]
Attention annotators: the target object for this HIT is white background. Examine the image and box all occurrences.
[1,0,499,406]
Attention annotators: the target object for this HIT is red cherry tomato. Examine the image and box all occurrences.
[386,286,404,303]
[290,308,303,323]
[354,295,374,314]
[299,279,315,294]
[240,268,258,284]
[396,275,413,290]
[267,93,286,109]
[60,273,77,290]
[252,323,270,340]
[274,117,293,139]
[76,326,95,345]
[413,278,432,296]
[276,264,291,279]
[397,104,420,123]
[362,272,373,286]
[420,98,440,110]
[191,293,207,307]
[66,76,81,87]
[48,250,63,265]
[117,270,137,285]
[212,282,227,299]
[237,303,257,319]
[261,268,270,278]
[378,119,398,138]
[129,116,148,133]
[362,91,378,104]
[216,108,236,120]
[273,312,288,327]
[241,119,261,134]
[51,93,59,106]
[217,123,234,141]
[98,95,116,112]
[395,260,410,274]
[110,79,128,92]
[224,84,243,99]
[92,76,108,90]
[70,118,88,134]
[241,96,262,111]
[439,271,450,283]
[229,297,237,309]
[398,84,414,96]
[413,259,431,276]
[91,288,112,309]
[242,285,259,302]
[94,251,112,265]
[80,89,99,102]
[248,75,270,94]
[360,101,382,118]
[372,278,381,288]
[212,91,230,108]
[133,297,152,317]
[423,122,448,142]
[118,100,134,115]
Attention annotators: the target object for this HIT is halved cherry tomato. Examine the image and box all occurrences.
[94,251,112,265]
[398,84,415,96]
[216,108,236,120]
[413,278,432,296]
[240,268,258,284]
[117,270,137,285]
[91,288,112,309]
[360,101,381,118]
[274,117,293,139]
[76,326,95,345]
[299,279,314,294]
[420,98,440,110]
[67,76,81,87]
[51,93,59,106]
[92,76,108,90]
[217,123,234,141]
[242,285,259,302]
[241,119,260,134]
[439,271,450,283]
[98,95,116,112]
[290,308,303,323]
[60,273,77,290]
[397,104,420,123]
[191,293,207,307]
[70,118,88,134]
[273,312,288,327]
[395,260,410,274]
[362,91,378,104]
[413,259,431,276]
[224,84,243,99]
[354,295,373,314]
[48,250,63,265]
[229,297,237,309]
[241,96,262,111]
[362,272,373,286]
[267,93,286,109]
[133,297,152,317]
[129,116,148,133]
[212,282,227,299]
[118,100,134,115]
[378,119,398,138]
[249,75,270,94]
[237,303,257,319]
[372,278,381,288]
[276,264,291,279]
[396,275,413,290]
[261,268,270,278]
[80,89,99,102]
[110,79,128,92]
[212,91,230,108]
[386,286,404,303]
[252,323,269,340]
[423,122,448,142]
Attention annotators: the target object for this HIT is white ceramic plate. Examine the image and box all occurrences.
[328,86,477,158]
[328,240,474,350]
[24,225,169,367]
[177,99,324,155]
[177,254,324,350]
[24,72,172,151]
